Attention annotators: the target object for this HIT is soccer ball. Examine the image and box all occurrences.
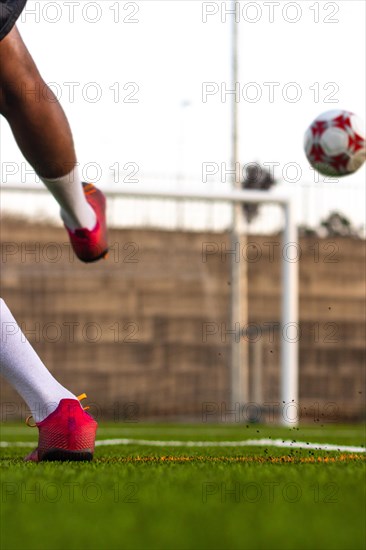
[304,109,366,177]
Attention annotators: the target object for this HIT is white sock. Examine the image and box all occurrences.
[0,299,78,423]
[40,166,97,231]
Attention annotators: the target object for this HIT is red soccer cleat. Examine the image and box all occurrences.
[65,183,109,263]
[24,395,98,462]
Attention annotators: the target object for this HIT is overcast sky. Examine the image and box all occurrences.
[1,0,365,231]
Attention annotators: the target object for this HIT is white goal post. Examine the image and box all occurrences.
[107,185,299,426]
[1,183,299,426]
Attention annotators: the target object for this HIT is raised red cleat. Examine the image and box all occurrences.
[66,183,108,263]
[24,398,98,462]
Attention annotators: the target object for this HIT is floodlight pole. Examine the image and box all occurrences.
[230,4,249,412]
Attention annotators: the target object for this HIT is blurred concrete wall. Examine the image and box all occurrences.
[0,219,364,422]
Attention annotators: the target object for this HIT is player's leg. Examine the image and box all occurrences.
[0,298,97,461]
[0,26,108,262]
[0,298,77,422]
[0,27,94,225]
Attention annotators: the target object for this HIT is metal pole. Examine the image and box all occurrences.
[252,339,263,405]
[230,2,248,410]
[281,200,299,425]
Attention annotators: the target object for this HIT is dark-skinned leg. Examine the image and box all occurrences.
[0,25,108,260]
[0,25,76,178]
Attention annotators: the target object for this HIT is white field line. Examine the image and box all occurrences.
[0,427,363,437]
[0,438,364,453]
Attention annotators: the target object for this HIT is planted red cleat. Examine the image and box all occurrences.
[66,183,108,263]
[24,397,98,462]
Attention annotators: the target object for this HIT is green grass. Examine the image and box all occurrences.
[1,423,365,550]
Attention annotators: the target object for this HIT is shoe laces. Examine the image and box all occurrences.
[25,394,90,427]
[83,183,96,195]
[77,393,90,411]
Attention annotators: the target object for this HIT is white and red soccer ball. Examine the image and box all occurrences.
[304,110,366,177]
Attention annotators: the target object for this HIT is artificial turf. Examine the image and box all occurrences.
[0,423,365,550]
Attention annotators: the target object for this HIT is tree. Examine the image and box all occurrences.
[320,211,362,238]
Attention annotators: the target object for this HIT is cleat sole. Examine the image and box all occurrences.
[40,449,93,462]
[80,248,109,263]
